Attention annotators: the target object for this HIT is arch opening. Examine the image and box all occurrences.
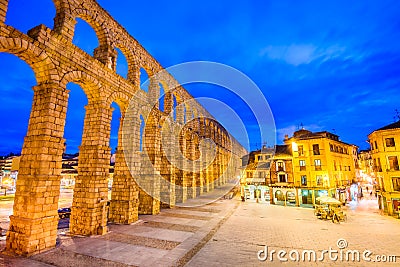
[108,101,122,198]
[173,95,177,121]
[0,53,34,211]
[61,82,88,196]
[72,18,99,56]
[159,83,165,112]
[139,114,145,152]
[140,68,150,92]
[115,47,128,78]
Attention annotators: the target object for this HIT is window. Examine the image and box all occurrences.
[266,155,271,159]
[316,175,323,186]
[301,175,307,186]
[257,155,262,161]
[313,144,320,155]
[314,159,322,171]
[279,174,287,183]
[393,177,400,191]
[298,145,304,156]
[374,141,378,150]
[246,172,252,178]
[385,138,395,147]
[334,160,337,171]
[330,144,334,151]
[377,158,382,172]
[388,156,399,171]
[259,171,265,178]
[299,160,306,171]
[277,161,285,172]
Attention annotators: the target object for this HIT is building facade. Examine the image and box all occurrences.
[269,145,296,206]
[284,129,357,206]
[368,121,400,216]
[357,149,376,186]
[240,129,357,207]
[240,146,274,202]
[0,156,20,189]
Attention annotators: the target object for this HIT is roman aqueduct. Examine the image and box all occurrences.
[0,0,247,256]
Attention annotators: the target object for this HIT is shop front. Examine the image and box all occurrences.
[243,185,270,203]
[272,188,298,206]
[300,189,313,207]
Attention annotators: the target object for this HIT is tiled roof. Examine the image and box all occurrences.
[245,162,271,170]
[275,145,292,155]
[376,120,400,131]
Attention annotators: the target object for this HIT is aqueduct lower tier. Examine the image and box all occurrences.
[0,0,247,256]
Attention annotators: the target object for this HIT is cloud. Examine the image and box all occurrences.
[259,44,347,66]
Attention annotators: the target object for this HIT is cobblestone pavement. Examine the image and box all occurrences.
[1,194,399,267]
[187,199,400,266]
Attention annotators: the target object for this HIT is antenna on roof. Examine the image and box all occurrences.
[394,109,400,122]
[300,122,304,130]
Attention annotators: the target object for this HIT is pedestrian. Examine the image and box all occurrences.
[370,191,373,199]
[366,186,369,192]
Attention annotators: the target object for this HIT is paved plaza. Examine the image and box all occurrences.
[1,194,399,266]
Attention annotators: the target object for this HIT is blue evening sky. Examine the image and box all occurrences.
[1,0,400,154]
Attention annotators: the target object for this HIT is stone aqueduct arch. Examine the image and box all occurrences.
[0,0,247,256]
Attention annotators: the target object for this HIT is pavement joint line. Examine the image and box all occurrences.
[173,201,239,267]
[31,247,137,267]
[99,232,181,250]
[157,213,212,221]
[138,221,200,233]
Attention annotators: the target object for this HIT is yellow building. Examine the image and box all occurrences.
[368,121,400,216]
[240,146,274,201]
[284,129,357,206]
[357,150,376,185]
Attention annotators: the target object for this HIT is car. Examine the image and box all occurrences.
[58,207,71,219]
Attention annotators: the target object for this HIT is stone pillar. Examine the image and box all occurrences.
[202,141,210,193]
[127,64,140,89]
[221,148,227,184]
[194,135,202,197]
[148,77,159,109]
[109,112,140,224]
[6,83,68,256]
[94,44,118,70]
[138,111,161,215]
[174,105,186,203]
[196,159,203,196]
[163,91,173,115]
[214,145,221,188]
[0,0,8,24]
[174,129,185,203]
[185,131,195,199]
[160,122,174,208]
[208,138,215,191]
[53,11,77,42]
[70,101,112,236]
